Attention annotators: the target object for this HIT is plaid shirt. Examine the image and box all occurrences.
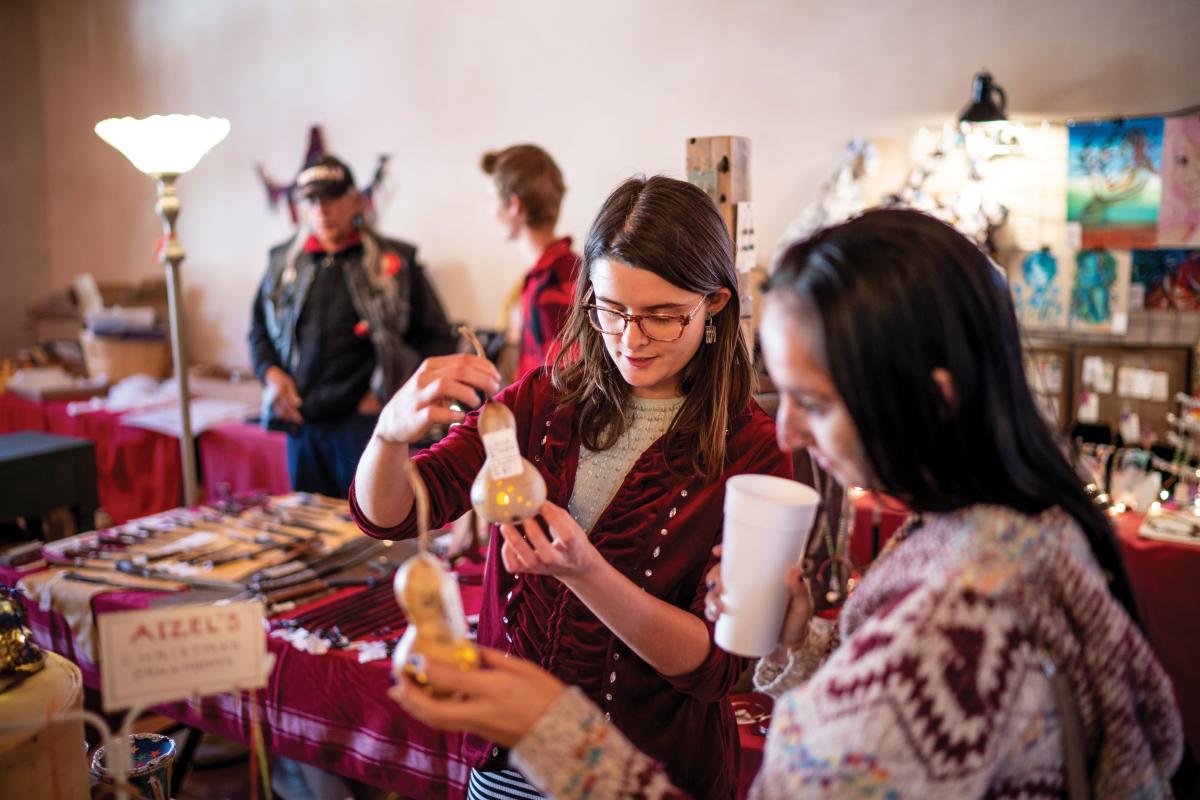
[517,237,580,379]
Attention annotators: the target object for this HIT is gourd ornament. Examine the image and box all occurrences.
[392,462,479,694]
[459,326,547,525]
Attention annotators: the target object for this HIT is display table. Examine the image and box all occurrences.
[0,431,98,538]
[4,500,1196,794]
[1114,512,1200,761]
[0,394,181,524]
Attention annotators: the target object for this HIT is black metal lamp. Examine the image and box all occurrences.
[959,71,1007,124]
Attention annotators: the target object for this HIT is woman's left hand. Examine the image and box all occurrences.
[498,501,599,581]
[388,646,566,748]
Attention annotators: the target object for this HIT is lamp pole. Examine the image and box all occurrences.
[153,173,199,507]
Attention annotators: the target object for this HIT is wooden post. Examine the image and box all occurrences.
[685,136,751,237]
[686,136,756,357]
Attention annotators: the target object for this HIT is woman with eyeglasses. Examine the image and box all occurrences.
[386,209,1183,799]
[351,175,790,799]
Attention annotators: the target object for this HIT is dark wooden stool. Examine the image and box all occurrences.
[0,431,98,539]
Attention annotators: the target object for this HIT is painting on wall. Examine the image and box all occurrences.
[1067,118,1163,249]
[1069,248,1132,334]
[1158,115,1200,247]
[1131,249,1200,310]
[1008,248,1072,329]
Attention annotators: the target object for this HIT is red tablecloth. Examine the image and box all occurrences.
[198,421,290,497]
[848,493,910,567]
[0,392,50,431]
[1114,513,1200,761]
[0,394,182,523]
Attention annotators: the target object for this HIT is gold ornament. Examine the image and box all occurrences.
[459,326,547,525]
[0,585,44,691]
[392,461,480,695]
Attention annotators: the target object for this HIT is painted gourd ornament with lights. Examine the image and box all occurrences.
[392,462,479,694]
[458,326,547,525]
[470,400,547,524]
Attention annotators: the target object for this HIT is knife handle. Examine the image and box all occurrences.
[256,568,318,592]
[263,579,327,605]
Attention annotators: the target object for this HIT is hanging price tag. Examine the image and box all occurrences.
[482,429,524,479]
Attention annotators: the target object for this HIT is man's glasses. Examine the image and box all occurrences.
[581,289,707,343]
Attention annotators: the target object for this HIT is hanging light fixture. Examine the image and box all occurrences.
[958,70,1022,163]
[959,71,1008,125]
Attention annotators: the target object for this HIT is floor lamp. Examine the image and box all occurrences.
[94,114,230,507]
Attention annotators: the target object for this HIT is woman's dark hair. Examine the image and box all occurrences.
[552,175,753,478]
[767,208,1138,618]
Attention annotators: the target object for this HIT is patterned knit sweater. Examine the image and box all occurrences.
[509,504,1183,799]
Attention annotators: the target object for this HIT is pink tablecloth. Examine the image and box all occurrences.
[198,421,290,497]
[0,393,181,523]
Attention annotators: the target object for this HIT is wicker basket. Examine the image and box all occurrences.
[80,330,171,382]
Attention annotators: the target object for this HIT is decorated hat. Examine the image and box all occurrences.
[295,155,356,200]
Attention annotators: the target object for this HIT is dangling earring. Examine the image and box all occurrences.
[704,314,717,344]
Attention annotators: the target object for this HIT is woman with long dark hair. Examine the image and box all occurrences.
[353,175,789,798]
[390,209,1182,798]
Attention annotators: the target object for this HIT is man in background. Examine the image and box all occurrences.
[249,155,456,497]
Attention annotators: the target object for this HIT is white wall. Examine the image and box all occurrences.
[7,0,1199,369]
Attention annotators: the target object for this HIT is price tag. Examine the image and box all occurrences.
[97,601,267,711]
[482,429,524,479]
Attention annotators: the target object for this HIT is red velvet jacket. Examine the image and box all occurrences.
[350,369,791,799]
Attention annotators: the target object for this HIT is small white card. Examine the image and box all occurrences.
[1151,371,1170,402]
[98,601,267,711]
[482,429,524,479]
[1066,222,1083,250]
[1117,367,1137,398]
[1077,390,1100,423]
[735,202,756,273]
[1120,412,1142,445]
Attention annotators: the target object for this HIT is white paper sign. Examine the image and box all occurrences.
[1077,391,1100,423]
[482,429,524,479]
[1066,222,1083,250]
[735,202,756,273]
[1151,371,1170,402]
[1132,369,1152,400]
[1120,412,1142,445]
[98,601,267,711]
[1129,283,1146,310]
[1117,367,1137,398]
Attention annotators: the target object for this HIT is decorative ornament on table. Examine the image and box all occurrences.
[0,585,45,693]
[392,461,480,694]
[459,326,547,525]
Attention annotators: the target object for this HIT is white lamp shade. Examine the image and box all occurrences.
[94,114,231,175]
